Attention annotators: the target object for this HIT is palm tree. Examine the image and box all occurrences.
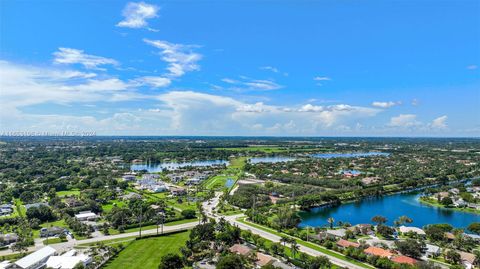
[280,235,289,246]
[290,240,299,259]
[327,217,335,229]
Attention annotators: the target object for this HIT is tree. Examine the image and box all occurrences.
[216,254,245,269]
[308,256,332,269]
[441,197,453,207]
[280,235,289,246]
[371,215,387,225]
[376,224,395,239]
[444,250,461,265]
[327,217,335,229]
[467,222,480,235]
[181,209,196,219]
[395,239,426,259]
[290,240,299,258]
[394,215,413,227]
[158,253,183,269]
[425,224,453,242]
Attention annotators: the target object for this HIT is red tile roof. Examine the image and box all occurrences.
[336,239,360,248]
[391,255,418,265]
[229,244,252,255]
[364,246,394,258]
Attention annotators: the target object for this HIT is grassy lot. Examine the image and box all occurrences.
[237,218,374,269]
[102,199,127,213]
[203,175,235,190]
[43,237,67,245]
[215,146,288,153]
[103,231,190,269]
[228,156,248,169]
[56,189,81,197]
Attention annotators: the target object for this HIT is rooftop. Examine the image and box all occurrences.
[15,246,56,269]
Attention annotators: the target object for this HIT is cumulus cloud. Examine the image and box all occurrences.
[144,39,202,78]
[430,115,448,129]
[260,66,279,73]
[53,48,118,70]
[388,114,421,127]
[371,101,401,108]
[117,2,159,29]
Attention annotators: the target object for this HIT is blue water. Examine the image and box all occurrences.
[299,192,479,229]
[225,178,235,188]
[311,152,390,159]
[249,156,297,164]
[131,160,229,172]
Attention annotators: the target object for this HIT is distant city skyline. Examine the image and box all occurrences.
[0,1,479,136]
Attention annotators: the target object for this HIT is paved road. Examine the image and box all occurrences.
[203,193,372,269]
[0,221,197,256]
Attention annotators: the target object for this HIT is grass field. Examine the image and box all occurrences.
[103,231,190,269]
[215,146,288,153]
[56,189,81,197]
[102,199,127,213]
[228,156,248,169]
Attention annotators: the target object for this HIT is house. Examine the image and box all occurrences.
[122,175,136,181]
[11,246,56,269]
[464,233,480,242]
[24,202,49,210]
[74,211,99,221]
[444,232,456,241]
[271,261,295,269]
[459,251,475,269]
[0,204,13,217]
[170,187,187,196]
[336,239,360,249]
[453,198,466,207]
[229,244,253,256]
[40,227,67,238]
[64,198,83,208]
[436,192,450,201]
[361,177,379,185]
[0,261,11,269]
[425,244,441,257]
[0,233,18,246]
[186,178,201,185]
[120,192,142,200]
[449,188,460,195]
[326,228,347,238]
[142,174,160,180]
[46,249,91,269]
[151,184,168,193]
[398,226,426,236]
[391,255,418,266]
[255,253,274,267]
[364,246,394,258]
[348,224,374,235]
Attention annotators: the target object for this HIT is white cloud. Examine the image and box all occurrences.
[117,2,159,29]
[136,76,171,88]
[467,65,478,70]
[411,99,419,106]
[430,115,448,129]
[388,114,421,127]
[371,101,401,108]
[220,77,282,91]
[260,66,279,73]
[313,76,331,81]
[53,48,118,70]
[144,39,202,78]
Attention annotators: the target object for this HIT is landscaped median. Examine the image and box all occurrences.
[236,217,374,269]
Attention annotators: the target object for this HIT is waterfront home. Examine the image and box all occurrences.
[40,227,68,238]
[398,226,426,236]
[363,246,394,258]
[425,244,441,257]
[391,255,417,266]
[0,233,18,246]
[348,224,374,235]
[453,198,467,207]
[336,239,360,249]
[444,232,456,241]
[436,192,450,201]
[459,251,475,269]
[315,229,347,240]
[74,211,99,221]
[0,204,13,217]
[229,244,253,256]
[11,246,56,269]
[464,233,480,242]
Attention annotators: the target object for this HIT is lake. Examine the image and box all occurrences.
[298,192,479,229]
[311,152,390,158]
[249,156,297,164]
[130,160,229,172]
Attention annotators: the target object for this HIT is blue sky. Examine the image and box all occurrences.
[0,1,479,136]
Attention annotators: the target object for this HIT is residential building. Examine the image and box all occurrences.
[229,244,253,256]
[0,204,13,217]
[24,202,48,210]
[364,246,394,258]
[11,246,56,269]
[0,233,18,246]
[40,227,67,238]
[398,226,426,236]
[74,211,99,221]
[170,187,187,196]
[391,255,417,266]
[336,239,360,249]
[425,244,441,257]
[46,249,91,269]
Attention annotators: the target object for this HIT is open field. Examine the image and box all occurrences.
[103,231,190,269]
[56,189,81,197]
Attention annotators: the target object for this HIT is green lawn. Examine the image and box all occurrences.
[215,146,287,153]
[103,231,190,269]
[102,199,127,213]
[228,156,248,169]
[33,219,68,238]
[56,189,81,197]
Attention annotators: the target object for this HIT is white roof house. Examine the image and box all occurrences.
[14,246,56,269]
[74,211,98,221]
[425,244,441,255]
[399,226,426,235]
